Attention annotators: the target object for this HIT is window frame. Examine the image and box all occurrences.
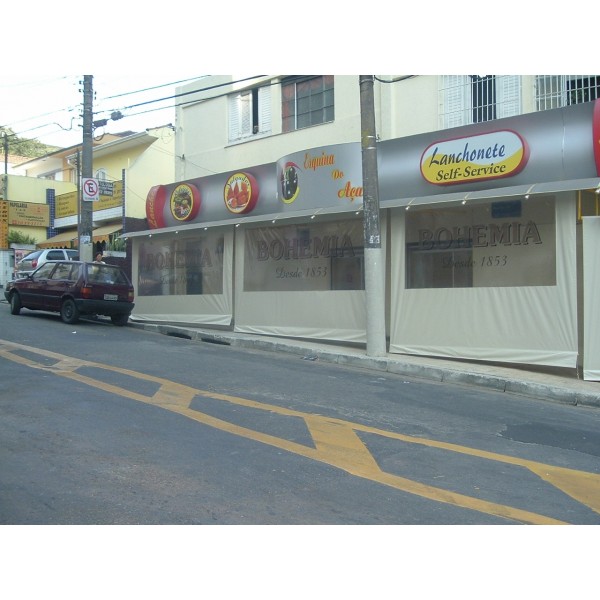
[281,75,334,133]
[440,75,521,128]
[228,85,271,143]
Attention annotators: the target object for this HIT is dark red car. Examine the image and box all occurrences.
[6,260,135,326]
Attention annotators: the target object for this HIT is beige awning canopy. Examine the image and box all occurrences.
[36,223,123,249]
[37,229,78,248]
[93,222,122,243]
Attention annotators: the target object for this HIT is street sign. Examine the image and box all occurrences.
[99,180,114,196]
[83,178,99,202]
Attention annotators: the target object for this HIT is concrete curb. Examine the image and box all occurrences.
[130,322,600,409]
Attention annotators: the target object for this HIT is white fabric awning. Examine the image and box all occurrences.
[381,178,600,210]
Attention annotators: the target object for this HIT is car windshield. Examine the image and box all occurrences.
[31,262,57,279]
[87,264,129,285]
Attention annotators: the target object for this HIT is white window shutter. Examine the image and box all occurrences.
[444,75,469,128]
[259,86,271,134]
[496,75,521,118]
[228,94,241,142]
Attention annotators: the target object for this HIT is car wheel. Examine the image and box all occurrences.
[110,313,129,326]
[10,292,21,315]
[60,298,80,324]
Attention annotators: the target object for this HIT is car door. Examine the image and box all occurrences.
[18,262,57,308]
[45,262,76,310]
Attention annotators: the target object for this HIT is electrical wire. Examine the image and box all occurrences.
[7,75,407,148]
[7,75,269,145]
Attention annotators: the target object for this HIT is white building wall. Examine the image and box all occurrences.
[178,74,543,182]
[176,76,366,182]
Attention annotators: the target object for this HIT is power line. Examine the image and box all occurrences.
[102,76,208,100]
[8,75,268,145]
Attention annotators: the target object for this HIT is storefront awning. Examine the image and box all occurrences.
[381,178,600,210]
[37,223,123,248]
[93,222,123,243]
[37,229,78,248]
[121,204,365,239]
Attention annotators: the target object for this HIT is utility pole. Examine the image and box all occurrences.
[2,131,8,201]
[79,75,94,262]
[359,75,387,357]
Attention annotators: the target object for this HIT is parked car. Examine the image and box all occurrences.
[6,260,135,326]
[14,248,79,279]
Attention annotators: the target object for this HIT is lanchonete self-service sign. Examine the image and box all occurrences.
[420,130,530,185]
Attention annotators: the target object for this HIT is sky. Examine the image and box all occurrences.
[1,73,208,148]
[2,2,592,151]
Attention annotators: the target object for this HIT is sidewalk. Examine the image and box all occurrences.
[129,321,600,410]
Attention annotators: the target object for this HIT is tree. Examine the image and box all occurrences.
[8,230,38,245]
[1,127,59,158]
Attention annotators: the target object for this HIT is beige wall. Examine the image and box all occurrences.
[124,127,176,219]
[174,75,549,186]
[2,175,75,203]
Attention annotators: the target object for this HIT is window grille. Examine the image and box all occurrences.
[535,75,600,111]
[439,75,522,129]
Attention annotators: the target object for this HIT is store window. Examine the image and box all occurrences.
[244,219,364,292]
[228,85,271,142]
[282,76,334,132]
[405,197,556,289]
[138,232,225,296]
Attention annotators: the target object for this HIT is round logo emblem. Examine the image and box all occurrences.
[170,184,201,221]
[224,172,259,214]
[279,162,301,204]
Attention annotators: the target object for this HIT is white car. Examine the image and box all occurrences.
[14,248,79,279]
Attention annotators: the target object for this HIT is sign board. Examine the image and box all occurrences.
[8,201,50,226]
[83,178,99,202]
[0,201,8,248]
[56,180,123,218]
[99,180,114,196]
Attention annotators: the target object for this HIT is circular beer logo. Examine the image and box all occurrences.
[170,184,201,221]
[224,172,259,214]
[279,162,301,204]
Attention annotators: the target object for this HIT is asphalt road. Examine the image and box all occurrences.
[2,300,599,598]
[1,301,600,527]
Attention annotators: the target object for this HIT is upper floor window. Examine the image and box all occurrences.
[440,75,521,129]
[535,75,600,111]
[95,168,107,180]
[228,85,271,143]
[281,76,334,132]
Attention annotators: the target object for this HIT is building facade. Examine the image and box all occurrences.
[122,76,600,379]
[1,125,175,279]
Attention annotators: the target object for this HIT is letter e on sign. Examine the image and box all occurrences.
[83,178,99,202]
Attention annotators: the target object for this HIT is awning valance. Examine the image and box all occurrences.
[37,222,123,248]
[93,222,122,243]
[37,229,78,248]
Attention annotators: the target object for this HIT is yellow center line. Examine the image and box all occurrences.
[2,338,598,524]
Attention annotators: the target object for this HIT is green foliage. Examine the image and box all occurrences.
[8,230,38,245]
[107,235,126,252]
[1,127,59,158]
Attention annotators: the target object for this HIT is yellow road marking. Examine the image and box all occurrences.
[2,338,599,524]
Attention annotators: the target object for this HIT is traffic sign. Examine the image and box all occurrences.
[83,178,99,202]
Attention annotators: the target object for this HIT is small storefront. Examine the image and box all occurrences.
[126,100,600,378]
